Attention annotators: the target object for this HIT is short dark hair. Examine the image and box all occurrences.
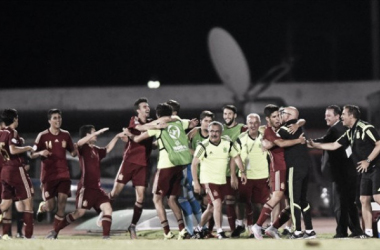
[48,109,62,120]
[326,105,341,116]
[264,104,279,118]
[222,104,237,114]
[1,109,18,126]
[79,125,95,139]
[156,103,173,118]
[134,97,148,110]
[166,100,180,113]
[343,105,361,119]
[200,110,214,121]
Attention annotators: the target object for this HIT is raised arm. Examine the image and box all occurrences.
[307,140,342,151]
[105,132,125,153]
[123,128,151,143]
[287,119,306,135]
[77,128,109,147]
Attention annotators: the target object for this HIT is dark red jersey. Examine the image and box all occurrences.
[264,126,286,172]
[122,116,153,166]
[34,129,74,183]
[78,144,107,189]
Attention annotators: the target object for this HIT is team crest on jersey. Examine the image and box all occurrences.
[62,140,66,148]
[44,191,50,198]
[118,174,124,181]
[83,200,88,207]
[223,147,227,153]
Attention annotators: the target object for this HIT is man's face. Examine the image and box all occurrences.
[267,111,281,129]
[341,108,352,127]
[209,124,222,144]
[137,102,150,118]
[48,113,62,129]
[280,109,291,123]
[247,116,260,134]
[88,128,97,143]
[325,109,340,127]
[201,116,213,131]
[223,109,236,126]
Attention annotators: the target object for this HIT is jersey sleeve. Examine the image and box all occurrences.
[264,128,276,142]
[365,126,380,143]
[98,147,107,160]
[337,131,349,147]
[229,142,240,158]
[128,116,139,130]
[277,127,290,140]
[34,133,45,151]
[181,119,190,130]
[194,144,205,160]
[66,135,75,153]
[147,129,159,138]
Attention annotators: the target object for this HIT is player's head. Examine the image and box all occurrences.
[134,97,150,118]
[280,106,298,123]
[200,110,214,130]
[264,104,280,128]
[156,103,173,118]
[47,109,62,129]
[325,105,341,127]
[208,121,223,144]
[166,100,180,115]
[1,109,18,127]
[222,104,237,126]
[79,125,96,143]
[342,105,360,127]
[246,113,261,134]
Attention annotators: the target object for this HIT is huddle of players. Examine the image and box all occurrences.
[7,99,376,240]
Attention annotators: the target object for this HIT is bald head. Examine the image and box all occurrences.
[281,106,299,122]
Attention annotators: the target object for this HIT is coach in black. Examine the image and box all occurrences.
[309,105,380,238]
[312,105,362,238]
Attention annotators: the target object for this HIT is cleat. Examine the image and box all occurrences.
[164,231,175,240]
[203,229,217,239]
[265,226,281,239]
[353,234,370,239]
[178,228,189,240]
[96,212,103,227]
[251,224,263,240]
[45,230,58,239]
[304,231,317,239]
[289,232,304,239]
[2,234,12,240]
[102,236,111,240]
[217,231,228,239]
[16,233,25,238]
[193,228,204,239]
[36,201,46,222]
[128,225,138,239]
[282,227,292,236]
[231,225,245,238]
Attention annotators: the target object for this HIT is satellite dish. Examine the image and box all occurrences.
[208,27,250,102]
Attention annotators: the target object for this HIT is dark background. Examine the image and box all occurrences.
[0,0,377,88]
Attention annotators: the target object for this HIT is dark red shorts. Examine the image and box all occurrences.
[76,187,110,211]
[1,167,33,201]
[270,169,286,192]
[42,179,71,200]
[239,178,270,204]
[115,161,148,187]
[152,166,183,197]
[222,177,238,197]
[203,183,224,204]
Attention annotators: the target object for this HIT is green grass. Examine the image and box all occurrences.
[2,230,380,250]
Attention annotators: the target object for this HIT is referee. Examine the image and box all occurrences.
[309,105,380,238]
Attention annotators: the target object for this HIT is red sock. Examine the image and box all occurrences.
[131,202,143,225]
[2,219,12,235]
[225,200,236,231]
[177,219,185,231]
[55,213,75,233]
[23,210,34,238]
[256,203,273,226]
[102,215,112,236]
[161,220,170,234]
[54,214,64,229]
[273,208,291,229]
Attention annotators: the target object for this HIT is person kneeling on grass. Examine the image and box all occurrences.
[46,126,125,239]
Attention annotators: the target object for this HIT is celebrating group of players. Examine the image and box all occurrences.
[1,98,379,240]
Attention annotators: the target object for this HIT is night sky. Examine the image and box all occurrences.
[0,0,376,88]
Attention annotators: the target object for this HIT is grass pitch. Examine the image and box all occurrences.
[2,230,380,250]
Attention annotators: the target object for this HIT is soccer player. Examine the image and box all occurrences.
[221,105,247,237]
[234,113,270,237]
[46,126,125,239]
[31,109,77,227]
[309,105,380,238]
[108,97,155,239]
[0,109,35,239]
[192,121,247,239]
[125,103,191,240]
[180,110,214,237]
[250,105,305,239]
